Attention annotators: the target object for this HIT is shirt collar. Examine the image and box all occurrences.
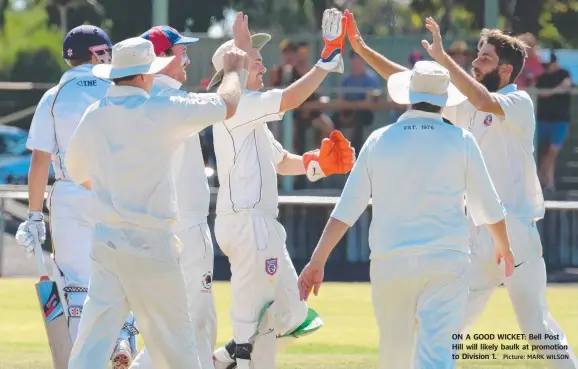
[155,74,182,90]
[106,85,150,98]
[397,109,444,122]
[59,64,96,84]
[497,83,517,94]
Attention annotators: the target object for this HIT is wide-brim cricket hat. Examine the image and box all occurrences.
[206,33,271,90]
[387,60,467,107]
[141,26,199,56]
[93,37,175,80]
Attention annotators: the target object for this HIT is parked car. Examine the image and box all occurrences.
[0,126,56,184]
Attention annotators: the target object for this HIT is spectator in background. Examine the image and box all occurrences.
[270,40,334,157]
[408,51,423,68]
[447,40,471,70]
[515,33,543,89]
[536,51,572,194]
[334,51,380,153]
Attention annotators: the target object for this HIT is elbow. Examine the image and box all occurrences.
[222,95,241,120]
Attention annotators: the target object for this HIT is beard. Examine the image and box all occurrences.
[476,67,501,92]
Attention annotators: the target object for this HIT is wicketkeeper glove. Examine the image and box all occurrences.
[315,8,347,73]
[303,130,356,182]
[15,211,46,254]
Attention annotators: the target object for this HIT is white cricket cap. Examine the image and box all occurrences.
[93,37,175,80]
[206,33,271,90]
[387,60,467,107]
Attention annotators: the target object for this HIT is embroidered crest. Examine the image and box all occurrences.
[202,271,213,290]
[265,258,278,276]
[483,114,493,127]
[67,48,73,57]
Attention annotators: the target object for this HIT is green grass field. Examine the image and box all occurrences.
[0,279,576,369]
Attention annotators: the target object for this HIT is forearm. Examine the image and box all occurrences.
[279,67,328,113]
[485,218,510,250]
[356,44,407,80]
[28,151,51,212]
[437,53,494,111]
[310,217,349,264]
[277,153,306,176]
[217,69,248,119]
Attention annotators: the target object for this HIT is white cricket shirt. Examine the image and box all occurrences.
[213,89,288,217]
[331,110,506,258]
[443,84,544,220]
[27,64,110,193]
[65,85,226,231]
[151,74,210,228]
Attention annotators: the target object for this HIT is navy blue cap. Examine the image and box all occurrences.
[62,25,112,60]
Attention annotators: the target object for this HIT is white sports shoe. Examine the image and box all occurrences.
[213,347,236,369]
[111,339,133,369]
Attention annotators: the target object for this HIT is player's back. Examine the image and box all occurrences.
[365,115,474,256]
[78,91,190,229]
[49,64,110,181]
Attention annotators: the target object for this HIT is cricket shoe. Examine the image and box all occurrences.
[111,338,133,369]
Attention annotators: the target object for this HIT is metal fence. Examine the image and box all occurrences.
[0,186,576,281]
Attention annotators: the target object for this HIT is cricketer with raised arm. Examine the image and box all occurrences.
[130,14,253,369]
[64,37,248,369]
[16,25,137,368]
[211,8,355,369]
[422,17,578,367]
[299,60,514,369]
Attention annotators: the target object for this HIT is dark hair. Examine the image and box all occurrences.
[67,56,93,67]
[478,29,527,83]
[161,47,174,56]
[112,75,139,84]
[411,102,442,113]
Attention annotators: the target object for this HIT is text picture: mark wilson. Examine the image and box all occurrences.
[451,333,571,361]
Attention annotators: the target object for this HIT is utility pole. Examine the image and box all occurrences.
[152,0,169,27]
[484,0,499,29]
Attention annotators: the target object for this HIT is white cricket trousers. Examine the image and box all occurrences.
[130,222,217,369]
[462,216,578,368]
[68,223,201,369]
[215,210,308,368]
[49,181,135,346]
[370,249,470,369]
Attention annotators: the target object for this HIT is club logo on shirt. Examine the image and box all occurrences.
[265,258,278,276]
[201,271,213,292]
[483,114,493,127]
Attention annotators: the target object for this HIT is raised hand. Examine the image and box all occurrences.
[344,9,365,53]
[222,46,249,72]
[421,17,447,62]
[315,8,347,73]
[232,11,252,53]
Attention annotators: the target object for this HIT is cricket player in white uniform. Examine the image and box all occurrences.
[64,37,248,369]
[211,9,355,369]
[298,60,514,369]
[15,25,137,368]
[340,11,578,366]
[129,19,252,369]
[420,18,578,367]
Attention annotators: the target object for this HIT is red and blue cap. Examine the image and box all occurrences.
[141,26,199,56]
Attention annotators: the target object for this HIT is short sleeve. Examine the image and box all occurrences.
[26,89,57,154]
[266,126,287,165]
[330,134,374,226]
[65,116,92,185]
[223,89,285,131]
[493,90,534,133]
[464,132,506,226]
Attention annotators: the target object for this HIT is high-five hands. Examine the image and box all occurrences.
[232,11,251,53]
[315,8,347,73]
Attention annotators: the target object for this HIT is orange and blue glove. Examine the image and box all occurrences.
[303,131,356,182]
[315,8,347,73]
